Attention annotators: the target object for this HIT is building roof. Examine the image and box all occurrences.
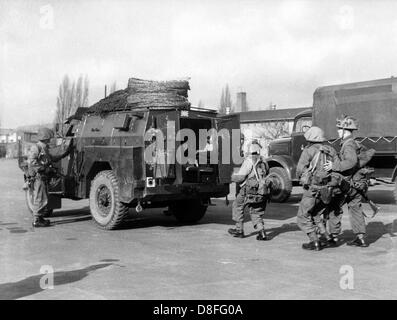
[0,128,16,135]
[236,107,312,123]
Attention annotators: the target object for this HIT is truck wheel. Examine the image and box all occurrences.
[170,199,207,224]
[89,170,129,230]
[268,167,292,203]
[25,189,53,217]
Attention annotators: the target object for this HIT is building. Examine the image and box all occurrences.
[0,129,18,158]
[0,129,17,144]
[0,125,43,158]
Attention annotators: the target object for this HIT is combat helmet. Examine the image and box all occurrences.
[247,142,261,155]
[304,126,326,142]
[336,115,359,130]
[37,127,54,141]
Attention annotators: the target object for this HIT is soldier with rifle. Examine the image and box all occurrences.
[324,115,378,247]
[27,127,72,227]
[296,126,340,251]
[228,142,272,240]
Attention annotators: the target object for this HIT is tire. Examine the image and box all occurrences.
[170,199,207,224]
[268,167,292,203]
[25,188,53,217]
[89,170,129,230]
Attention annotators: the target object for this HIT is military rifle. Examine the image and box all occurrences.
[352,186,380,218]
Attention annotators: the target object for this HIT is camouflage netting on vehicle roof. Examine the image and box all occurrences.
[87,78,191,114]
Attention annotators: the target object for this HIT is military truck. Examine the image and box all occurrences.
[19,78,240,229]
[267,77,397,203]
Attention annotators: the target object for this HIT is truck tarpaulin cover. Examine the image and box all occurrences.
[313,77,397,140]
[87,77,191,114]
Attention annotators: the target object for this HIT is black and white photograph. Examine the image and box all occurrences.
[0,0,396,304]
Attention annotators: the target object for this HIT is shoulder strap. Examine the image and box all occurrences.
[252,158,268,181]
[308,150,321,173]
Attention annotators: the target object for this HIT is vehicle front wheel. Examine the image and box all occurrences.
[169,199,208,224]
[268,167,292,203]
[89,170,129,230]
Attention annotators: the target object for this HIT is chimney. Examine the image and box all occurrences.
[236,92,247,112]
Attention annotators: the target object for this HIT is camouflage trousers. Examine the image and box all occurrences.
[326,188,366,235]
[297,188,328,235]
[31,177,49,218]
[232,189,266,232]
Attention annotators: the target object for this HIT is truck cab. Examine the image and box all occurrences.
[267,109,312,202]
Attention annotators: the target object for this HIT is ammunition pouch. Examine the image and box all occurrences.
[243,177,269,204]
[319,186,333,204]
[351,167,373,194]
[311,185,333,204]
[245,194,266,204]
[300,170,312,187]
[311,171,329,186]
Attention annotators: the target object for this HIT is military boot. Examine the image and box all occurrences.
[302,241,322,251]
[228,228,244,238]
[256,229,269,241]
[32,217,51,228]
[321,234,339,248]
[347,236,368,247]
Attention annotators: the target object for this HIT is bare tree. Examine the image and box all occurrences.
[54,74,89,135]
[219,88,225,114]
[224,84,232,112]
[219,84,232,114]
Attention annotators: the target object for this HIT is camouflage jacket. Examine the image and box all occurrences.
[27,142,65,177]
[331,137,359,179]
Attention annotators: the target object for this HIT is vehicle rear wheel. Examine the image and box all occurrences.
[25,188,53,217]
[89,170,129,230]
[268,167,292,203]
[170,199,208,224]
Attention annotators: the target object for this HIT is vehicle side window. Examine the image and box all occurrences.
[294,117,312,133]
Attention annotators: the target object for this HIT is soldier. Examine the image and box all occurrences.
[228,142,270,240]
[27,127,71,227]
[324,115,369,247]
[296,126,340,251]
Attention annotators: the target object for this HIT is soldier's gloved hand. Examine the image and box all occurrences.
[324,160,333,172]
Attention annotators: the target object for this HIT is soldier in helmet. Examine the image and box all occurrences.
[296,126,339,251]
[228,142,270,240]
[324,115,369,247]
[27,127,72,227]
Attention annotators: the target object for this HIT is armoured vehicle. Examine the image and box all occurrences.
[267,77,397,203]
[19,78,240,229]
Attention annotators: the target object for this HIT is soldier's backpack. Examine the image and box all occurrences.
[351,141,376,192]
[300,145,335,187]
[354,140,375,168]
[244,157,271,203]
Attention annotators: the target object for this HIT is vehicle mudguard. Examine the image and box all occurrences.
[265,155,295,180]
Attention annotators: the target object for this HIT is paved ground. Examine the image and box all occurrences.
[0,158,396,300]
